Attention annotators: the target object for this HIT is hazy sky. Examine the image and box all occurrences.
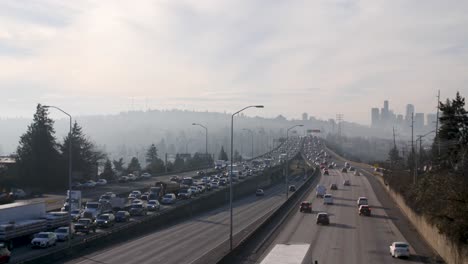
[1,0,467,125]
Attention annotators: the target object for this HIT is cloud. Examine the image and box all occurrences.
[0,0,467,124]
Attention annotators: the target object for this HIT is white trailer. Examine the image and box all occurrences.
[0,201,47,249]
[260,243,310,264]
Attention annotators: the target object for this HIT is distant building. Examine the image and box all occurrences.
[414,113,424,131]
[302,113,308,121]
[405,104,415,122]
[426,113,437,130]
[371,108,380,127]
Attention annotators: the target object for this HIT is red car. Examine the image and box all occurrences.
[299,201,312,213]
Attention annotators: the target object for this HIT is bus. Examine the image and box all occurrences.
[260,243,311,264]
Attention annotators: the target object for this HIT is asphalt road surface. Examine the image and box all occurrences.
[63,176,305,264]
[258,168,439,264]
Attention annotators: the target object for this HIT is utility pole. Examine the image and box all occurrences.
[411,113,416,184]
[336,114,344,138]
[165,153,168,173]
[393,127,397,149]
[435,90,441,161]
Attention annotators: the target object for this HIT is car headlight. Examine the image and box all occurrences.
[104,221,108,223]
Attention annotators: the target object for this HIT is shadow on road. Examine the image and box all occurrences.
[370,214,397,220]
[329,223,355,229]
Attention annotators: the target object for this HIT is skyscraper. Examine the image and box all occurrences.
[415,113,424,131]
[371,108,380,127]
[405,104,415,121]
[302,112,308,121]
[426,113,437,130]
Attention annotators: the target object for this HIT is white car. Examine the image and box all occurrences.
[96,179,107,186]
[323,194,334,205]
[127,174,137,181]
[189,186,199,196]
[161,193,176,204]
[84,180,96,188]
[141,172,152,179]
[31,232,57,248]
[389,242,410,258]
[129,190,141,199]
[357,197,368,207]
[54,227,73,241]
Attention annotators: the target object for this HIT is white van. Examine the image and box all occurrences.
[323,194,334,205]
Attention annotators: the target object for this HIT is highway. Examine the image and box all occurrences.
[258,166,439,263]
[63,175,305,264]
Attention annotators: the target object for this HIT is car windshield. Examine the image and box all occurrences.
[98,215,109,220]
[395,243,409,248]
[86,203,98,209]
[36,233,49,238]
[55,228,67,233]
[71,210,80,214]
[148,201,157,205]
[132,204,143,208]
[78,220,90,224]
[116,212,127,216]
[163,195,173,199]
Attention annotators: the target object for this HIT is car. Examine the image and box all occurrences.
[197,171,206,176]
[141,193,149,201]
[299,201,312,213]
[70,209,82,221]
[147,200,161,211]
[127,174,137,181]
[99,194,112,203]
[115,211,130,222]
[354,171,361,176]
[129,190,141,199]
[83,180,96,188]
[178,189,192,199]
[330,184,338,190]
[389,242,410,258]
[132,199,143,205]
[10,189,26,199]
[289,185,296,192]
[341,168,348,173]
[96,213,116,227]
[74,218,96,234]
[130,203,147,216]
[0,243,11,264]
[349,167,356,172]
[31,232,57,248]
[211,181,219,189]
[256,189,264,196]
[358,205,371,216]
[323,194,334,205]
[96,179,107,186]
[316,212,330,225]
[161,193,177,204]
[118,176,129,183]
[170,176,181,182]
[323,170,329,175]
[141,172,152,179]
[343,180,350,186]
[54,227,74,241]
[196,185,205,193]
[189,186,200,196]
[357,197,368,207]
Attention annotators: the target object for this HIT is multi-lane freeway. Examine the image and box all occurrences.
[63,175,305,264]
[257,165,440,263]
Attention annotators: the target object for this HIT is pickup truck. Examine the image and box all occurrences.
[74,218,96,234]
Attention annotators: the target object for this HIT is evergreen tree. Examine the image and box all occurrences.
[218,146,228,161]
[173,154,185,170]
[436,92,468,168]
[233,150,243,162]
[127,157,141,172]
[16,104,62,190]
[146,144,158,164]
[100,159,115,181]
[61,122,106,181]
[113,158,125,174]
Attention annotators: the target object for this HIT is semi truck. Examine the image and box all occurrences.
[260,243,310,264]
[62,190,82,212]
[0,201,47,249]
[149,181,181,200]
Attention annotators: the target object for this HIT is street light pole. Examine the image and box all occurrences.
[286,124,303,199]
[230,105,263,251]
[242,129,254,159]
[192,123,208,155]
[43,105,72,248]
